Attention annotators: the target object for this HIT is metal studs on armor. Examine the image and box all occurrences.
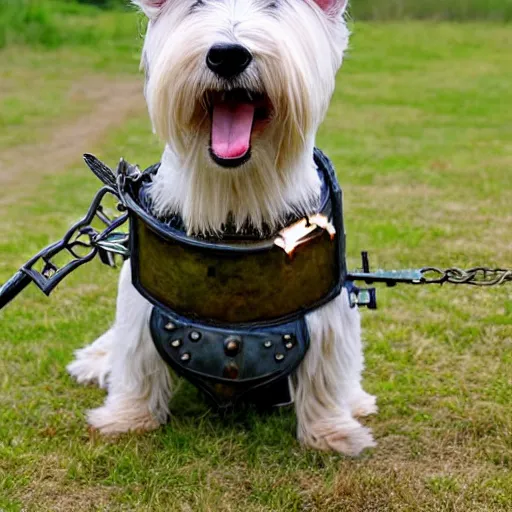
[283,334,295,349]
[171,339,182,348]
[224,336,241,357]
[180,352,191,362]
[189,331,202,342]
[275,353,285,362]
[263,340,273,348]
[165,322,176,331]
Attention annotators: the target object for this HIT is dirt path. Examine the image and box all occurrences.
[0,76,146,202]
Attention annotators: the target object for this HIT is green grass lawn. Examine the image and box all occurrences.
[0,14,511,512]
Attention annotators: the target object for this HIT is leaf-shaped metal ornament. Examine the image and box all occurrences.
[83,154,117,188]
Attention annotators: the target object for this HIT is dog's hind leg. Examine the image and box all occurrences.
[85,261,173,434]
[67,328,115,389]
[294,290,377,456]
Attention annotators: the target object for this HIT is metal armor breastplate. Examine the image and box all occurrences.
[123,148,346,408]
[150,308,309,408]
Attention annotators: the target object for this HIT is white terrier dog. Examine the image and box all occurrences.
[68,0,377,455]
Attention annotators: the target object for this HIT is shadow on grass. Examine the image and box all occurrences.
[169,381,298,444]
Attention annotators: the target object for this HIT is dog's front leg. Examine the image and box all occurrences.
[87,261,173,434]
[294,290,377,456]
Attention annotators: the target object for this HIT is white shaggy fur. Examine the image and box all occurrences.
[68,0,377,455]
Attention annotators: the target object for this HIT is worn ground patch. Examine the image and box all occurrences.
[0,76,145,201]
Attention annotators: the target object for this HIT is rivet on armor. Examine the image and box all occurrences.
[189,331,201,342]
[180,352,191,362]
[285,342,294,350]
[275,353,285,362]
[264,340,272,348]
[171,339,182,348]
[165,322,176,331]
[283,334,293,341]
[224,336,241,356]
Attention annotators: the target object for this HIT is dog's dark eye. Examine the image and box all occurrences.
[268,1,278,8]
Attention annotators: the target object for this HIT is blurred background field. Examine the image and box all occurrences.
[0,1,511,511]
[352,0,512,21]
[1,0,512,49]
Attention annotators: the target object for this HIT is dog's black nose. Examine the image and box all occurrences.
[206,44,252,79]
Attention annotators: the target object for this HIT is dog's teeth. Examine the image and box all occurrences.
[247,91,253,101]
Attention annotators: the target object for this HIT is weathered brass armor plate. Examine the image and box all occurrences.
[121,148,346,327]
[133,218,339,325]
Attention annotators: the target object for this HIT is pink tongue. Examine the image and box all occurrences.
[212,102,255,159]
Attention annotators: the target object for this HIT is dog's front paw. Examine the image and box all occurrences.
[87,403,161,435]
[300,416,376,456]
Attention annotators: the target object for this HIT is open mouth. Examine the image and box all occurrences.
[204,89,272,168]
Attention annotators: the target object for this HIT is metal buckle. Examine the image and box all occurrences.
[274,214,336,256]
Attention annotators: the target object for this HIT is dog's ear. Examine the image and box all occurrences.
[312,0,348,15]
[131,0,167,18]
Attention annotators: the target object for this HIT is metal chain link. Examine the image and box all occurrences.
[421,267,512,286]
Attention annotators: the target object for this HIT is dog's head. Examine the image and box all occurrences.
[133,0,349,173]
